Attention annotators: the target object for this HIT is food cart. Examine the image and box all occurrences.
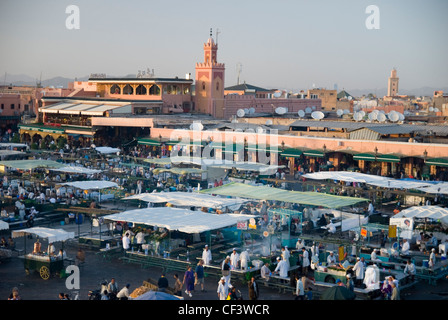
[12,227,75,280]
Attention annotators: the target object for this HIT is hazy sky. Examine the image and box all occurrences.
[1,0,447,92]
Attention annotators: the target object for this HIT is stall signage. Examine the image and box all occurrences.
[388,225,397,238]
[237,221,248,230]
[360,228,368,237]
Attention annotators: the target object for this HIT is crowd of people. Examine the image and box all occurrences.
[2,135,447,301]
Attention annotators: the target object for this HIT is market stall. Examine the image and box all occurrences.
[123,191,247,211]
[12,227,75,280]
[62,180,119,202]
[102,207,255,271]
[201,182,369,209]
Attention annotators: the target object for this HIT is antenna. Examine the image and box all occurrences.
[210,28,212,38]
[236,63,242,85]
[216,28,220,44]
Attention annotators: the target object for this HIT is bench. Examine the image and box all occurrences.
[96,246,122,261]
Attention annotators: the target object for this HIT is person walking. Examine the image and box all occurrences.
[294,274,305,300]
[173,274,183,297]
[217,277,229,300]
[195,259,206,292]
[248,276,259,300]
[183,265,195,298]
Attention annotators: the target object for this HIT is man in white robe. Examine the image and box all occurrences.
[239,249,250,270]
[274,257,288,278]
[202,245,212,266]
[230,249,240,270]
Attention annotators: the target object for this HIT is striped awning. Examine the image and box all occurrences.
[137,138,161,146]
[280,148,303,158]
[426,157,448,167]
[303,149,325,158]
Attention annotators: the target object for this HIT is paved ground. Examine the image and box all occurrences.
[2,216,448,301]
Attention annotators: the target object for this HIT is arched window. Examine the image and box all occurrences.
[202,82,206,91]
[123,84,133,95]
[216,82,219,91]
[136,84,147,95]
[149,85,160,95]
[110,84,121,94]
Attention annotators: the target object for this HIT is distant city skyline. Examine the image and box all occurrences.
[1,0,447,93]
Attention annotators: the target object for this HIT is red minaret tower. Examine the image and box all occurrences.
[194,29,225,118]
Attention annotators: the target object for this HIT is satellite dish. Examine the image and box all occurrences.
[273,91,282,98]
[312,106,316,110]
[353,112,363,121]
[434,108,440,112]
[397,112,405,121]
[336,109,344,117]
[190,122,204,131]
[265,119,273,125]
[298,110,305,118]
[377,112,386,122]
[256,127,265,134]
[389,112,399,122]
[359,110,366,117]
[368,112,377,121]
[249,107,255,114]
[311,111,324,120]
[305,107,312,114]
[275,107,286,115]
[429,107,434,112]
[244,108,250,114]
[343,109,350,115]
[237,109,245,118]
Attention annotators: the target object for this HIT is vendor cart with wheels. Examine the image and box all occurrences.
[12,226,75,280]
[22,254,65,280]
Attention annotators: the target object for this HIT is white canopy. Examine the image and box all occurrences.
[413,182,448,195]
[63,180,118,190]
[12,227,75,242]
[50,166,102,174]
[394,206,448,221]
[124,191,247,209]
[0,220,9,231]
[103,207,255,234]
[95,146,120,154]
[302,171,436,190]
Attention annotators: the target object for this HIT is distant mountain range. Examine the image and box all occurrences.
[1,73,446,98]
[0,73,136,88]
